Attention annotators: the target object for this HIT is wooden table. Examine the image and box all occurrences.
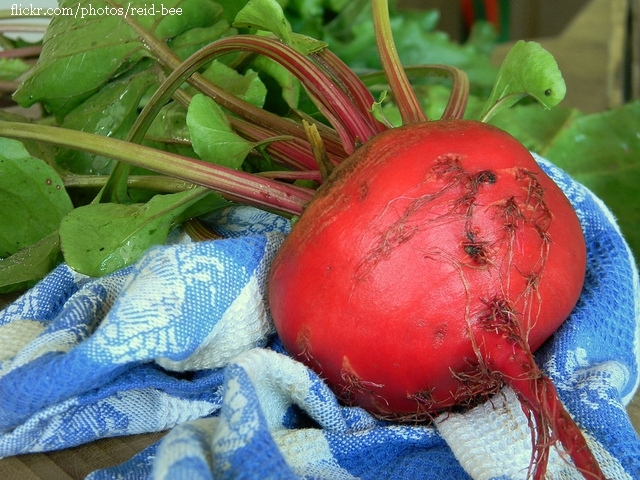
[1,0,638,477]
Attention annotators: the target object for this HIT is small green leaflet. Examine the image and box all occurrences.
[201,60,267,108]
[59,188,227,277]
[479,41,566,121]
[234,0,294,44]
[0,138,73,258]
[186,94,259,169]
[233,0,327,54]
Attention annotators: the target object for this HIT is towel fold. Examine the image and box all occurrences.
[1,156,638,479]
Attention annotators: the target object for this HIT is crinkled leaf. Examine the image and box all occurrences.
[234,0,326,54]
[0,232,61,293]
[479,41,566,121]
[233,0,293,44]
[0,138,73,258]
[186,94,258,169]
[13,0,222,117]
[59,188,226,276]
[55,66,158,175]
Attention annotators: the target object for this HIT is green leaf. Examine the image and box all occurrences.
[490,99,640,265]
[541,100,640,265]
[0,138,73,258]
[201,60,267,108]
[489,103,582,152]
[0,232,61,293]
[323,9,498,93]
[234,0,326,54]
[250,55,301,109]
[55,66,158,175]
[186,93,258,169]
[0,58,31,81]
[219,0,254,23]
[168,19,232,60]
[59,188,225,276]
[369,90,393,127]
[13,0,223,117]
[145,102,192,145]
[479,41,566,121]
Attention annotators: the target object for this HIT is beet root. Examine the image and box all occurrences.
[268,120,606,478]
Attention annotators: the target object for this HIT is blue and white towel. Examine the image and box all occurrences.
[1,156,639,479]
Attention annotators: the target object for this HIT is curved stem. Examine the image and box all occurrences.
[479,92,528,123]
[119,11,347,158]
[361,64,470,120]
[230,116,320,170]
[371,0,427,125]
[196,36,378,151]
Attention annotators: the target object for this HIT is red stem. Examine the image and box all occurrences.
[0,45,42,59]
[257,170,322,182]
[359,64,470,121]
[127,19,349,159]
[153,35,377,154]
[310,49,388,134]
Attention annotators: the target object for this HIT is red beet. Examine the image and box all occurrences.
[269,120,604,479]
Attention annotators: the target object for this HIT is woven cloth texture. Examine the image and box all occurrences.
[0,156,638,479]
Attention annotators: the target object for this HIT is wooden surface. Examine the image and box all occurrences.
[0,432,166,479]
[1,0,639,478]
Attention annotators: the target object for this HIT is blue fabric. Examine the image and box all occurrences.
[0,157,639,479]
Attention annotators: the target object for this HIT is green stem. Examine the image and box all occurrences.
[371,0,427,125]
[64,174,200,193]
[0,122,314,215]
[479,92,528,123]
